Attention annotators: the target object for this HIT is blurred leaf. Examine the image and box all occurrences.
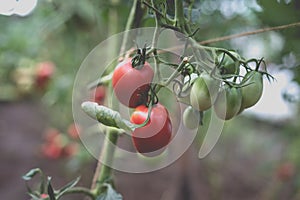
[22,168,42,181]
[47,177,56,200]
[56,176,80,198]
[96,184,122,200]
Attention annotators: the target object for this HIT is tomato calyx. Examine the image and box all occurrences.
[131,46,148,69]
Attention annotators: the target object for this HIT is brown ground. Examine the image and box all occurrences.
[0,100,289,200]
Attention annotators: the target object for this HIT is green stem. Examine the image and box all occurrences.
[93,128,119,195]
[151,0,162,81]
[90,0,138,196]
[60,187,95,200]
[174,0,185,30]
[119,0,138,57]
[154,58,188,93]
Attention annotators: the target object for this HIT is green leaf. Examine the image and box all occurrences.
[96,184,122,200]
[22,168,42,181]
[56,176,80,199]
[47,177,56,200]
[81,102,135,131]
[81,101,152,132]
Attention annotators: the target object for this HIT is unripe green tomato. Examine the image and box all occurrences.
[218,51,240,78]
[214,86,242,120]
[183,106,200,129]
[190,73,220,111]
[240,71,263,109]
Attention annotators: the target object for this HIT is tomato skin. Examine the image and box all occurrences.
[214,86,242,120]
[183,106,200,129]
[190,73,220,111]
[91,86,106,105]
[130,103,172,156]
[240,71,263,109]
[112,58,154,108]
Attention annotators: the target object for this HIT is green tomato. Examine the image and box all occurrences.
[214,86,242,120]
[190,73,220,111]
[183,106,200,129]
[240,71,263,109]
[218,51,240,78]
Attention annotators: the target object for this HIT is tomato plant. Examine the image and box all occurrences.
[130,103,172,156]
[214,86,242,120]
[240,70,263,109]
[217,51,240,78]
[112,58,154,108]
[190,73,220,111]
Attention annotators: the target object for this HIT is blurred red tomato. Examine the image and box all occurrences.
[35,61,55,90]
[91,86,106,105]
[67,123,81,139]
[276,162,295,181]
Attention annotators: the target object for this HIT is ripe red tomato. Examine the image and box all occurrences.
[67,123,81,139]
[35,61,55,89]
[41,142,62,159]
[91,85,106,105]
[130,103,172,156]
[112,58,154,108]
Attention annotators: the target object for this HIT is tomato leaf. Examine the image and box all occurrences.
[82,101,150,132]
[22,168,42,181]
[56,176,80,199]
[96,184,122,200]
[47,177,56,200]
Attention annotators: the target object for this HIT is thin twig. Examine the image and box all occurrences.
[158,21,300,54]
[199,21,300,45]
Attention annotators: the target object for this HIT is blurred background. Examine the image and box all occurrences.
[0,0,300,199]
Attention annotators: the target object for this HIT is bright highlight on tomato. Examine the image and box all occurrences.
[130,103,172,156]
[112,58,154,108]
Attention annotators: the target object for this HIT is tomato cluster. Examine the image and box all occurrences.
[112,57,172,156]
[41,124,80,159]
[183,52,265,128]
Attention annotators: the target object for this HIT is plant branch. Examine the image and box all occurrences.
[154,21,300,54]
[93,128,119,195]
[174,0,185,30]
[199,21,300,45]
[119,0,138,59]
[61,187,95,200]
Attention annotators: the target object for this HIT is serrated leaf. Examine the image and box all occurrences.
[22,168,42,181]
[96,184,122,200]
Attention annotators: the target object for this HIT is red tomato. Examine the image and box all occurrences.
[91,86,106,105]
[276,162,295,181]
[112,58,154,108]
[40,194,49,199]
[41,142,62,159]
[130,103,172,156]
[67,123,81,139]
[35,61,55,89]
